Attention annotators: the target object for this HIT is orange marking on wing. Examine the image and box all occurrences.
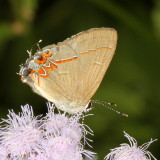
[43,61,58,71]
[43,65,53,71]
[56,57,78,64]
[38,68,45,75]
[36,57,47,64]
[36,52,52,64]
[80,52,89,55]
[38,68,49,78]
[30,70,35,80]
[80,47,111,55]
[37,72,49,86]
[50,61,58,68]
[37,75,40,86]
[39,72,49,78]
[41,52,52,57]
[29,70,42,85]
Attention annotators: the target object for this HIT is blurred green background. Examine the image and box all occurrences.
[0,0,159,159]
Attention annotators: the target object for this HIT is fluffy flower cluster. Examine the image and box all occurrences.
[0,103,95,160]
[105,131,157,160]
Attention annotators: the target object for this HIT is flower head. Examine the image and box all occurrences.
[0,103,95,160]
[105,131,157,160]
[0,105,43,159]
[42,103,95,160]
[42,135,83,160]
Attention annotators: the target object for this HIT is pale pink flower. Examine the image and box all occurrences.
[28,153,48,160]
[105,131,157,160]
[42,135,83,160]
[0,103,95,160]
[44,103,93,145]
[0,144,8,160]
[0,105,43,158]
[42,103,95,160]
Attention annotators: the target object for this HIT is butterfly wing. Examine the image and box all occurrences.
[34,28,117,113]
[62,28,117,104]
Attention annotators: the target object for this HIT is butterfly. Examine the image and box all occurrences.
[19,28,117,114]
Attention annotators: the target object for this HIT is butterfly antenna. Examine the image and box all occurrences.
[92,100,128,117]
[27,50,32,57]
[27,39,43,57]
[37,39,42,50]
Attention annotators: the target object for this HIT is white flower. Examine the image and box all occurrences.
[28,153,48,160]
[0,104,43,158]
[42,135,83,160]
[42,102,95,160]
[0,144,8,160]
[0,103,95,160]
[105,131,157,160]
[44,103,94,144]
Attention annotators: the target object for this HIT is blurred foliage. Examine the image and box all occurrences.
[0,0,159,159]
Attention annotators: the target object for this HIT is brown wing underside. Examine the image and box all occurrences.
[38,28,117,106]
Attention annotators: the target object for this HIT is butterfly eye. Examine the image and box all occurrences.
[19,67,31,79]
[23,68,30,76]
